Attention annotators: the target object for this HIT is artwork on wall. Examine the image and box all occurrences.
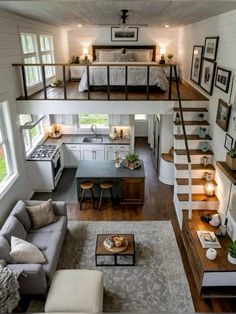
[215,67,231,93]
[200,58,216,95]
[190,45,203,84]
[216,99,231,132]
[230,76,236,106]
[203,36,219,61]
[111,27,138,42]
[224,133,234,151]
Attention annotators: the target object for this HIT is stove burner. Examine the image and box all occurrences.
[28,144,58,160]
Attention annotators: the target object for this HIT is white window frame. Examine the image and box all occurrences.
[77,114,109,130]
[0,100,18,198]
[39,34,55,79]
[22,119,44,156]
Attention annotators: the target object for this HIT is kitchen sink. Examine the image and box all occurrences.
[83,136,103,143]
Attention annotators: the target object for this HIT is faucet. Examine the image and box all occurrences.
[91,124,97,136]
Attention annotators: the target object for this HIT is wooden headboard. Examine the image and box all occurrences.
[92,45,156,61]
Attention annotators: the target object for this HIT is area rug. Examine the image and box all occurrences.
[28,221,194,312]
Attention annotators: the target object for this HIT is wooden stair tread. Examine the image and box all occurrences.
[173,107,208,112]
[177,193,219,202]
[176,178,217,185]
[174,134,212,140]
[174,120,209,126]
[175,149,213,155]
[175,164,215,170]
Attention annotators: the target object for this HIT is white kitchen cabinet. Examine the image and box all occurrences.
[26,161,54,191]
[109,114,130,126]
[64,144,81,166]
[81,145,105,160]
[105,145,130,160]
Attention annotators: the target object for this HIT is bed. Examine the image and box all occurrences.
[78,45,169,92]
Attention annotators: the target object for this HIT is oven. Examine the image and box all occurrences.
[52,150,63,187]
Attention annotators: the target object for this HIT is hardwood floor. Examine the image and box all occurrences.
[32,137,236,313]
[21,80,208,101]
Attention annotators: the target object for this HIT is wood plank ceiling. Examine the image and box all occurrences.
[0,0,236,29]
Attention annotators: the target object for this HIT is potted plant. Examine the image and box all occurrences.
[125,153,140,170]
[198,113,205,122]
[228,240,236,264]
[53,80,63,87]
[226,146,236,170]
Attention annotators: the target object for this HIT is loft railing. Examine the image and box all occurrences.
[12,63,176,101]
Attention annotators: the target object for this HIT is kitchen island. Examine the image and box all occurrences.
[75,160,145,204]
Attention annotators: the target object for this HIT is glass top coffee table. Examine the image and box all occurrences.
[95,234,135,266]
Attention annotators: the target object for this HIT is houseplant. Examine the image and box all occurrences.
[226,146,236,170]
[228,240,236,264]
[125,153,140,170]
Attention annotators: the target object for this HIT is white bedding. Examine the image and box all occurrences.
[78,61,169,92]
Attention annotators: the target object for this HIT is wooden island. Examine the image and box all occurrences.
[75,160,145,204]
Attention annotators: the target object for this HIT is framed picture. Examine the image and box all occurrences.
[224,133,234,151]
[200,58,216,95]
[190,45,203,84]
[111,27,138,42]
[230,76,236,106]
[203,36,219,61]
[216,99,231,132]
[215,67,231,93]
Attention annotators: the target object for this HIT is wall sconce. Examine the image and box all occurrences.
[159,48,166,64]
[204,180,216,196]
[82,47,89,61]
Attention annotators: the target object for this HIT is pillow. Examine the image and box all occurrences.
[11,201,31,231]
[0,235,14,263]
[0,216,27,242]
[97,50,123,62]
[115,53,135,62]
[126,49,153,62]
[95,48,123,61]
[10,236,46,264]
[26,199,57,230]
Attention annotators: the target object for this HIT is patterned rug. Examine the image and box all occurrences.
[28,221,194,312]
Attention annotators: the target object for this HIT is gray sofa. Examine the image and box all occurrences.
[0,200,67,294]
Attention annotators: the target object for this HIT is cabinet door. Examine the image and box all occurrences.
[64,144,81,166]
[121,115,130,125]
[106,145,116,160]
[82,149,93,160]
[120,178,144,204]
[70,149,81,165]
[118,145,130,159]
[109,114,129,126]
[94,149,105,160]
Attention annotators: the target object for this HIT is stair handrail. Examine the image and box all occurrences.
[173,66,192,219]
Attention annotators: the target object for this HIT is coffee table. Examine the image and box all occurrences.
[95,234,135,266]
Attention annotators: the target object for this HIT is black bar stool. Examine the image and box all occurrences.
[79,180,96,210]
[98,181,114,209]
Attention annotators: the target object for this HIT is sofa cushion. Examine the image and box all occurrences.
[1,216,27,242]
[28,216,67,233]
[10,236,46,264]
[11,201,31,231]
[0,235,14,263]
[26,199,57,230]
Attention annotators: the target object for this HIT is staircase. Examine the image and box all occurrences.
[173,102,219,227]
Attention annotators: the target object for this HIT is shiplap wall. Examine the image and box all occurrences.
[0,9,68,225]
[178,9,236,161]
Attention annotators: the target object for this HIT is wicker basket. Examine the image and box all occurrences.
[226,154,236,170]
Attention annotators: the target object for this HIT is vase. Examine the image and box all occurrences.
[115,161,121,168]
[206,248,217,260]
[226,154,236,170]
[200,141,209,152]
[228,253,236,264]
[199,127,207,139]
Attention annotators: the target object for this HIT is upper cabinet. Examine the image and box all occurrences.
[109,115,130,126]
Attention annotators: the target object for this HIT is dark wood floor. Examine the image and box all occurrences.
[22,80,207,101]
[32,138,235,313]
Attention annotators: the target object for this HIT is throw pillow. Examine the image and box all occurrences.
[0,216,27,242]
[26,199,57,230]
[10,236,46,264]
[115,53,135,62]
[0,235,14,263]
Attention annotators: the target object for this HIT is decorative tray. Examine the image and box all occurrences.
[103,235,128,253]
[123,161,141,170]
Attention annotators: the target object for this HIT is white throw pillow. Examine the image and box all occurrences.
[10,236,46,264]
[98,50,122,62]
[126,49,153,62]
[95,48,123,61]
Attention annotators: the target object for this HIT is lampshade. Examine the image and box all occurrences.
[160,48,166,55]
[204,181,216,196]
[83,47,88,55]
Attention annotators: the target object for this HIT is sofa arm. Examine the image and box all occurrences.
[23,200,67,216]
[7,263,47,295]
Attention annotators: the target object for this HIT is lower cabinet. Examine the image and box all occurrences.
[64,144,81,167]
[120,177,144,204]
[81,145,105,160]
[105,145,130,160]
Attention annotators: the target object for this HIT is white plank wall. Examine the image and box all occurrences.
[0,9,68,225]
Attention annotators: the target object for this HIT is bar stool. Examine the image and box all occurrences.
[79,180,96,210]
[98,181,114,209]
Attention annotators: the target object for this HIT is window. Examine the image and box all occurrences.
[135,114,147,121]
[20,33,55,86]
[0,102,17,193]
[78,114,109,128]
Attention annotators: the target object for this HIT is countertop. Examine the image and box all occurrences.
[44,134,130,146]
[75,160,145,178]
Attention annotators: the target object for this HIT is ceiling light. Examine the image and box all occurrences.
[77,24,83,27]
[165,24,170,28]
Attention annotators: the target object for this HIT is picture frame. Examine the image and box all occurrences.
[203,36,219,61]
[190,45,204,84]
[224,133,234,151]
[230,75,236,106]
[111,27,138,42]
[216,99,231,132]
[200,58,216,95]
[215,67,231,93]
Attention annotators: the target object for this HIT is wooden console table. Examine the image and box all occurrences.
[182,210,236,298]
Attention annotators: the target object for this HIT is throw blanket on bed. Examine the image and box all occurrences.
[0,260,22,313]
[79,62,169,92]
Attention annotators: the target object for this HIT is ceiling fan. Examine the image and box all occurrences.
[95,9,148,28]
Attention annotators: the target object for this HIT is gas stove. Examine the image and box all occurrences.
[27,144,59,161]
